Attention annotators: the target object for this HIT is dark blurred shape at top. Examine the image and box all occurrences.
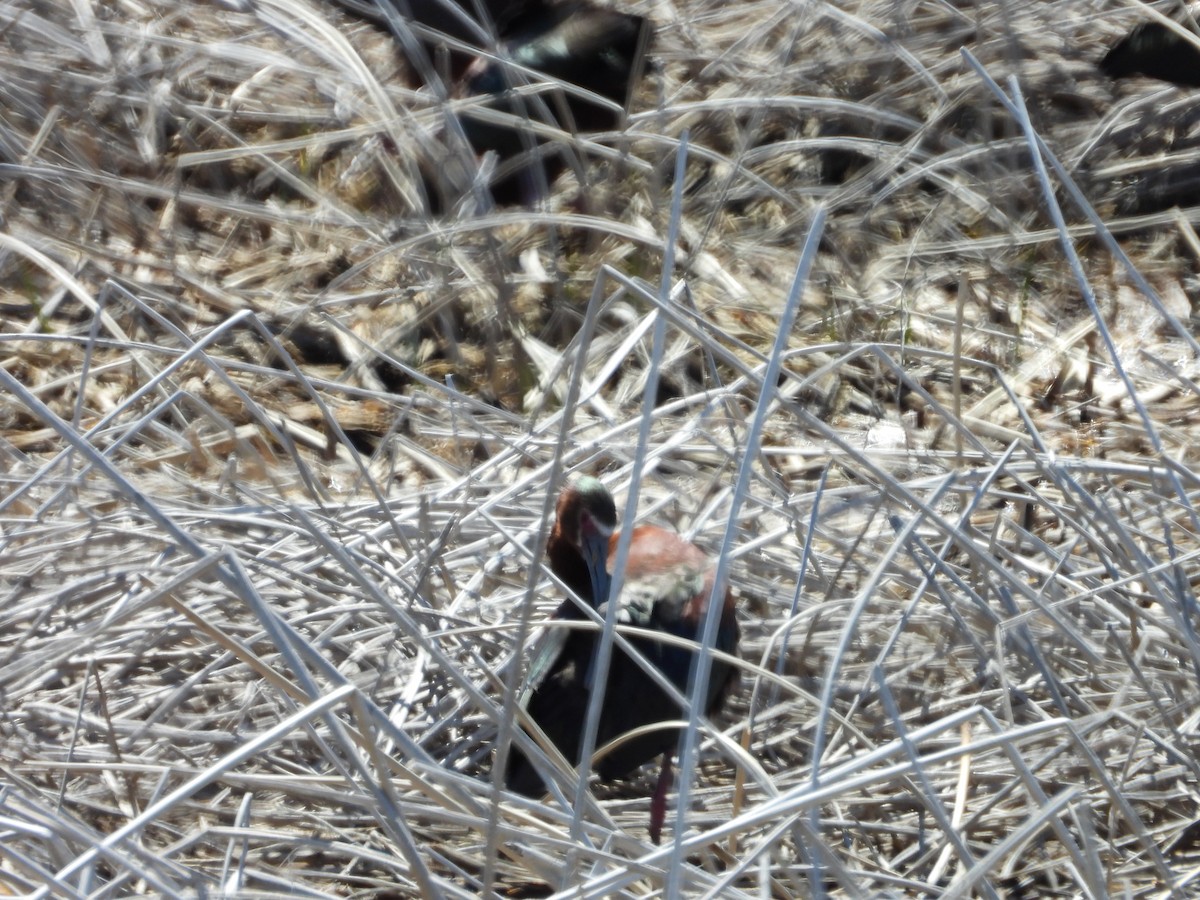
[331,0,535,77]
[332,0,649,206]
[1100,21,1200,88]
[465,4,645,111]
[460,4,648,203]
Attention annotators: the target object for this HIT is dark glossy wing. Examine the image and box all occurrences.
[506,608,684,794]
[504,619,593,796]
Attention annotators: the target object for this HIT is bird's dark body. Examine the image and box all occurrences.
[331,0,648,205]
[330,0,537,72]
[333,0,645,101]
[459,5,648,203]
[1100,22,1200,88]
[506,481,738,800]
[464,6,646,110]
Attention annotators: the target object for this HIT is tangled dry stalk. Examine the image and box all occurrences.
[3,0,1200,896]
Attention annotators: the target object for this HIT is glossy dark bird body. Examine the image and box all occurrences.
[333,0,648,206]
[464,6,646,113]
[1100,22,1200,88]
[507,478,738,841]
[459,5,648,203]
[330,0,537,77]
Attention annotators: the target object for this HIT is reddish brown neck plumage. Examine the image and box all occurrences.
[545,477,616,608]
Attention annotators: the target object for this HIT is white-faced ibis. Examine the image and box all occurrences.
[1100,22,1200,89]
[506,477,739,843]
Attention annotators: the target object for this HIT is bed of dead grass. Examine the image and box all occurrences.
[4,0,1200,895]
